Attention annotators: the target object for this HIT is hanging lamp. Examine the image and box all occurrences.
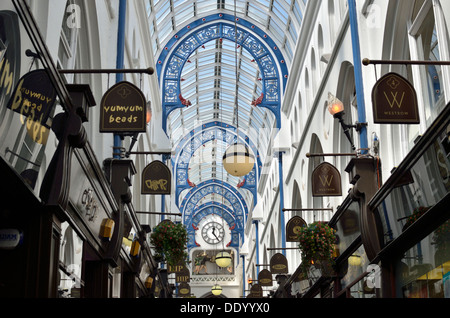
[222,0,255,177]
[223,143,255,177]
[215,250,232,268]
[211,284,222,296]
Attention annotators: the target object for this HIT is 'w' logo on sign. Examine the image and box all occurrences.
[384,91,405,109]
[319,175,334,187]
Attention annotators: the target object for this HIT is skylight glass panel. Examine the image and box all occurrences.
[293,0,304,25]
[247,3,268,25]
[272,1,289,24]
[268,18,285,42]
[175,5,195,26]
[224,0,246,13]
[197,0,219,14]
[158,20,174,45]
[155,1,170,25]
[198,80,215,91]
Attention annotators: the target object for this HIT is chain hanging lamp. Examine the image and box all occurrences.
[222,0,255,177]
[211,284,222,296]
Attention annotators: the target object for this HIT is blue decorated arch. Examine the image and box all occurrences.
[173,121,260,204]
[180,179,249,232]
[157,13,288,130]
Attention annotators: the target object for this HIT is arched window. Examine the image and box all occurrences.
[409,0,448,125]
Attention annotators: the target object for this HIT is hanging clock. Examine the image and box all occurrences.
[201,221,225,244]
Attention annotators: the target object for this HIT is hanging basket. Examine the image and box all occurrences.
[150,220,188,266]
[297,221,336,276]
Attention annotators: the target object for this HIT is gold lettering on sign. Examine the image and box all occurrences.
[0,58,14,95]
[145,179,168,191]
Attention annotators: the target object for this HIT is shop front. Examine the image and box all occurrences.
[285,103,450,298]
[368,102,450,298]
[0,0,163,298]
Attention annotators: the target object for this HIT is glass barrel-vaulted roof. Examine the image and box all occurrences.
[146,0,308,233]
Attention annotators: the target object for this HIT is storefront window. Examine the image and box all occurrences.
[335,200,361,254]
[396,227,450,298]
[374,122,450,246]
[339,246,376,298]
[0,3,62,196]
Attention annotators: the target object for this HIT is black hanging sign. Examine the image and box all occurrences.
[100,81,147,133]
[7,69,57,129]
[286,215,306,242]
[312,162,342,197]
[141,160,171,195]
[178,282,191,297]
[270,253,288,274]
[249,284,263,298]
[258,269,273,286]
[372,72,420,124]
[175,267,190,283]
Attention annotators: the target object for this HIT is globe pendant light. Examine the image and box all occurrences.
[211,284,222,296]
[221,2,255,178]
[223,143,255,177]
[215,250,232,268]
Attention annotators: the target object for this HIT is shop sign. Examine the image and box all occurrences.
[249,284,263,298]
[0,229,23,250]
[176,267,190,283]
[99,81,147,133]
[258,269,273,286]
[372,72,420,124]
[270,253,288,274]
[7,69,57,144]
[312,162,342,197]
[286,215,306,242]
[141,160,171,195]
[178,282,191,297]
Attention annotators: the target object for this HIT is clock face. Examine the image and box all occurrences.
[201,222,225,244]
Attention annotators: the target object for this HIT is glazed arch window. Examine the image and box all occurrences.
[408,0,449,125]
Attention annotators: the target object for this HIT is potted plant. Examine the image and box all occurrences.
[297,221,336,276]
[150,220,188,266]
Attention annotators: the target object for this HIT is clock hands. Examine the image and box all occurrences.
[212,227,220,241]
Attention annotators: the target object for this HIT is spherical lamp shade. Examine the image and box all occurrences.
[223,143,255,177]
[215,251,232,268]
[348,254,361,266]
[211,284,222,296]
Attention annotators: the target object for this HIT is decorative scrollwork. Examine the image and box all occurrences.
[81,188,98,221]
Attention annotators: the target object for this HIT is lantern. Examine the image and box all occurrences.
[215,250,232,268]
[211,284,222,296]
[223,143,255,177]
